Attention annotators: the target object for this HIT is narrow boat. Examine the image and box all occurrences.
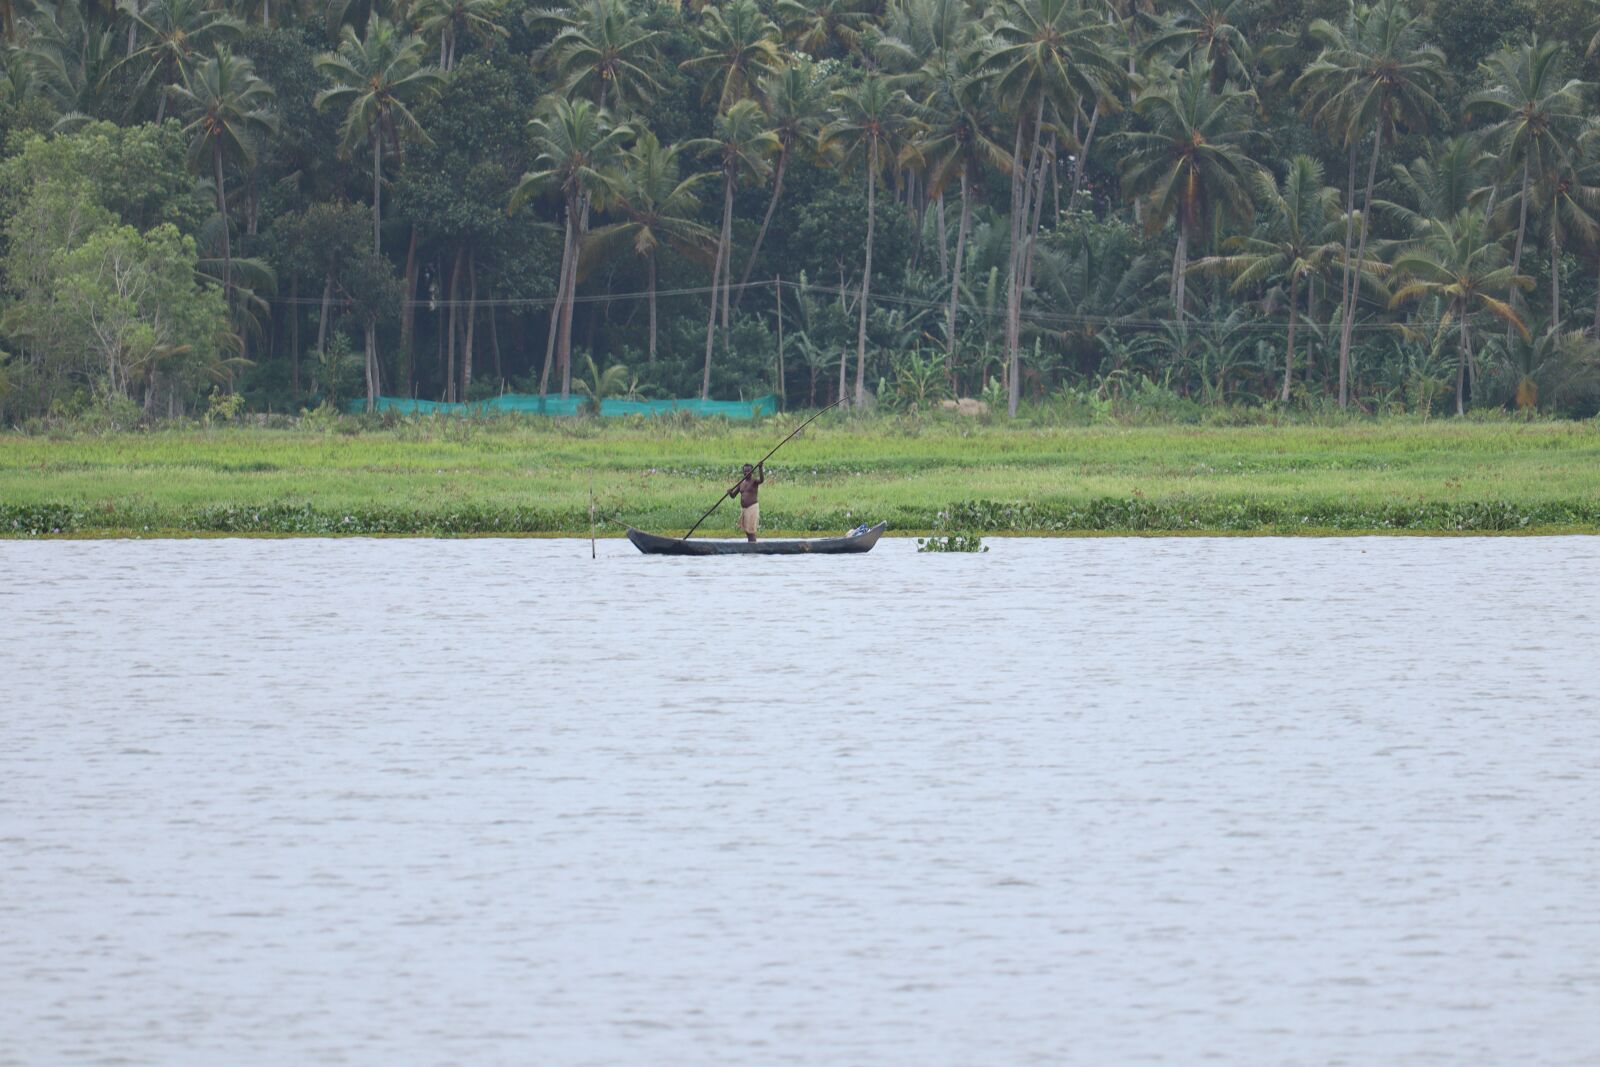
[626,522,887,556]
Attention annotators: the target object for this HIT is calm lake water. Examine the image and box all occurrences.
[3,536,1599,1066]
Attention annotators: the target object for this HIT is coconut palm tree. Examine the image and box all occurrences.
[536,0,662,111]
[582,131,716,362]
[1465,38,1589,332]
[1112,64,1262,316]
[326,0,400,35]
[314,14,444,258]
[409,0,507,72]
[1293,0,1448,409]
[821,74,918,406]
[984,0,1128,415]
[112,0,242,121]
[170,48,277,301]
[1377,135,1493,233]
[686,99,778,398]
[1141,0,1255,92]
[18,1,120,121]
[509,94,630,397]
[774,0,874,60]
[1191,156,1352,401]
[572,353,629,414]
[679,0,782,114]
[733,60,827,304]
[1390,209,1532,415]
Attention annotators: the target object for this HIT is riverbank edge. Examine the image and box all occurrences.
[9,525,1599,540]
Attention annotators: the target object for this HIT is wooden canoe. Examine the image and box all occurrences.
[626,522,887,556]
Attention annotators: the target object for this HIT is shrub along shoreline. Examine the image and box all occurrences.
[3,417,1597,538]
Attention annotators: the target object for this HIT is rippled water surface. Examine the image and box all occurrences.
[4,536,1600,1066]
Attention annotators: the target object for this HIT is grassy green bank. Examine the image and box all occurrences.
[3,418,1598,537]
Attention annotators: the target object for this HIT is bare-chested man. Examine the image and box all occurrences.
[728,462,764,542]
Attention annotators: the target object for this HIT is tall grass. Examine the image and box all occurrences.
[3,415,1597,536]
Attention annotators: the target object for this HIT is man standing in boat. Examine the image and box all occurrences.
[728,462,764,542]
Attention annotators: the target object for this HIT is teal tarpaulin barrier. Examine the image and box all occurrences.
[350,393,778,419]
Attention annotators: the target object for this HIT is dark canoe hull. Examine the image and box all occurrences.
[627,522,887,556]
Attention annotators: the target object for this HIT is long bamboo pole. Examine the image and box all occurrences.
[679,396,846,542]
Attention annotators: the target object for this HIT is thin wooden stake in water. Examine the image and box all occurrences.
[679,395,846,542]
[589,474,596,560]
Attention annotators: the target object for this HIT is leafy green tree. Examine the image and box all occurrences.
[1294,0,1448,409]
[170,47,277,300]
[509,94,629,397]
[582,131,715,362]
[679,0,782,114]
[1113,65,1262,315]
[1192,155,1350,401]
[821,73,916,405]
[1390,209,1532,415]
[687,98,776,397]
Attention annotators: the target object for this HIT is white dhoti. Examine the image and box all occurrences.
[738,502,759,536]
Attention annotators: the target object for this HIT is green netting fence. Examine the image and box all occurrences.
[349,394,778,419]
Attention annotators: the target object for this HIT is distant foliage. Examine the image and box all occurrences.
[4,0,1600,423]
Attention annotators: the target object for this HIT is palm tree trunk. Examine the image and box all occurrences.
[1006,103,1041,419]
[775,273,785,409]
[488,290,503,383]
[1550,233,1561,333]
[1338,124,1383,410]
[399,223,419,395]
[463,249,477,398]
[735,148,787,309]
[446,245,463,402]
[1023,132,1052,293]
[947,168,972,359]
[371,128,382,256]
[1067,103,1100,213]
[559,194,588,398]
[1456,299,1470,416]
[703,175,733,400]
[364,320,377,412]
[855,140,877,406]
[541,207,574,396]
[1508,161,1530,344]
[289,275,300,401]
[1172,228,1188,313]
[1282,274,1298,403]
[935,194,948,279]
[315,272,333,396]
[1592,251,1600,335]
[647,254,658,362]
[212,143,231,299]
[1336,140,1357,354]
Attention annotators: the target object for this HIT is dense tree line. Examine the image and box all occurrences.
[4,0,1600,422]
